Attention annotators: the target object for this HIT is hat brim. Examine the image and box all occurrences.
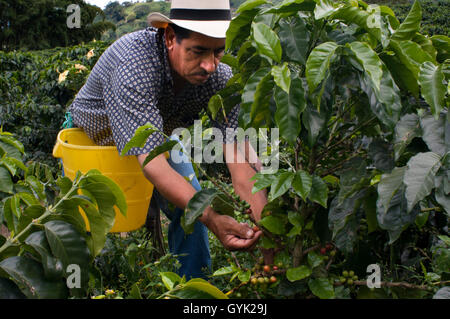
[147,12,230,39]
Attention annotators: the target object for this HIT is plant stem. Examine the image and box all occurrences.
[319,146,364,177]
[292,235,304,267]
[231,252,242,269]
[302,243,322,256]
[315,116,376,166]
[0,177,81,255]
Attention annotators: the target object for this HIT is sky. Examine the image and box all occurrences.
[85,0,163,10]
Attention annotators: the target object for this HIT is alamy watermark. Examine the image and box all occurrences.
[169,120,280,173]
[66,264,81,289]
[67,4,81,29]
[367,264,381,288]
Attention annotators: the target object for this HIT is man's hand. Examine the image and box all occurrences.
[138,153,262,251]
[223,141,274,261]
[201,208,262,251]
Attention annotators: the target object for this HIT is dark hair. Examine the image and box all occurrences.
[169,23,192,43]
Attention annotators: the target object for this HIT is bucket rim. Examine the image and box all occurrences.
[57,128,118,151]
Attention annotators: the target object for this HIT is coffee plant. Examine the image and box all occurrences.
[0,130,233,299]
[127,0,449,299]
[0,129,128,298]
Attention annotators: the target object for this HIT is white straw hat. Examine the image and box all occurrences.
[147,0,231,39]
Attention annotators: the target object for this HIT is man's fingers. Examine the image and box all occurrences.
[226,230,262,251]
[237,222,255,239]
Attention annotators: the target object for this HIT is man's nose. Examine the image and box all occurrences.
[200,52,217,74]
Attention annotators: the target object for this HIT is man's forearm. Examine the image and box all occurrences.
[232,168,267,222]
[136,151,261,251]
[224,142,268,222]
[136,153,215,226]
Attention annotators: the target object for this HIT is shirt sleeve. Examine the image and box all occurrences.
[103,59,164,156]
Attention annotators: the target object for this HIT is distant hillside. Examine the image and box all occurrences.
[100,0,247,42]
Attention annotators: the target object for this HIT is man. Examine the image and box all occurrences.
[69,0,268,279]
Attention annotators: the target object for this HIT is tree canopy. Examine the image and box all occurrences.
[0,0,115,51]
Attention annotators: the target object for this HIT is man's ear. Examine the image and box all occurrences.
[165,25,176,51]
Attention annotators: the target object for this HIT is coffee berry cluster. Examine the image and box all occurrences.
[339,270,359,285]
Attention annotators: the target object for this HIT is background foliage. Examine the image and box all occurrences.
[0,0,115,51]
[0,41,109,166]
[0,0,449,300]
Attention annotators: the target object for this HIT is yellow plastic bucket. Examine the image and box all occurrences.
[52,128,154,232]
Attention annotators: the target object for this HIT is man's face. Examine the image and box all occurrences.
[165,26,226,86]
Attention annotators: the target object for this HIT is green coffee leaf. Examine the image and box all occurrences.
[292,170,312,201]
[249,68,274,128]
[269,171,295,200]
[404,152,442,213]
[182,189,221,234]
[121,123,159,156]
[274,75,305,146]
[302,102,327,147]
[160,272,182,290]
[308,277,335,299]
[0,166,13,194]
[348,41,383,92]
[307,251,323,268]
[306,42,339,93]
[309,176,328,208]
[208,94,224,121]
[212,266,234,277]
[390,0,422,42]
[44,220,91,296]
[278,16,310,65]
[67,195,108,257]
[236,0,267,13]
[420,112,448,157]
[226,9,260,51]
[238,269,251,283]
[377,166,406,215]
[142,140,179,167]
[390,40,435,80]
[251,172,277,194]
[0,134,24,155]
[368,139,395,173]
[286,265,311,282]
[314,0,343,20]
[393,113,421,161]
[262,0,315,15]
[434,172,450,217]
[376,185,419,244]
[251,22,282,63]
[2,197,16,233]
[83,171,127,217]
[259,215,286,235]
[271,63,291,93]
[419,62,446,119]
[239,67,271,128]
[431,35,450,63]
[0,256,68,299]
[210,193,235,217]
[173,279,228,299]
[332,5,380,42]
[24,231,64,281]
